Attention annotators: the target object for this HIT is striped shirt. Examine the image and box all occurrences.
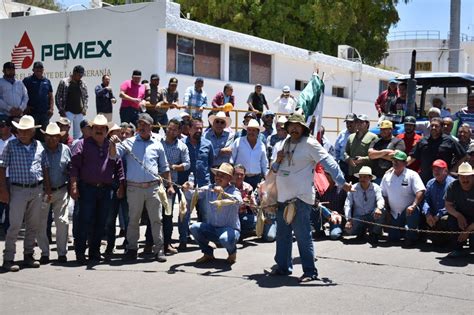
[453,108,474,135]
[160,138,190,183]
[0,138,49,184]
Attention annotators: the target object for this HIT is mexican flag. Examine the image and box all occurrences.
[297,73,325,134]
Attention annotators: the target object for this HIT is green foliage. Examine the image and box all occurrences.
[97,0,150,5]
[15,0,62,11]
[177,0,408,66]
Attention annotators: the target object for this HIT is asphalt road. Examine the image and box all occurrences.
[0,226,473,314]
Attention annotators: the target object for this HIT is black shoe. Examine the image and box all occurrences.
[39,256,50,265]
[268,268,291,276]
[123,249,137,261]
[57,255,67,263]
[24,254,40,268]
[76,253,87,265]
[156,251,167,263]
[369,234,379,247]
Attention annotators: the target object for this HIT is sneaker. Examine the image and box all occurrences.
[2,260,20,272]
[24,254,40,268]
[268,268,291,276]
[165,245,178,256]
[298,274,318,283]
[195,254,215,264]
[39,256,50,265]
[178,242,187,252]
[123,249,137,261]
[156,251,167,263]
[143,244,153,254]
[57,255,68,263]
[226,253,237,264]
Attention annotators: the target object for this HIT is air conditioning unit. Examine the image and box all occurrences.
[10,11,30,18]
[337,45,355,60]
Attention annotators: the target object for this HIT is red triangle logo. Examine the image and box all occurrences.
[11,31,35,69]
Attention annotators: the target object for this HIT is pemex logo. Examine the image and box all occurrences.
[11,32,35,69]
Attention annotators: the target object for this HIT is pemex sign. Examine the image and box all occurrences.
[10,31,112,69]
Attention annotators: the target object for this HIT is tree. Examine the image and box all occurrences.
[176,0,409,66]
[15,0,62,11]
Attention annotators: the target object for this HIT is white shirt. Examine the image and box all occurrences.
[274,96,296,114]
[0,134,15,177]
[271,137,288,162]
[230,136,268,175]
[381,168,425,217]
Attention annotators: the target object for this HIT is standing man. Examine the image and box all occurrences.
[266,116,288,162]
[344,114,378,183]
[270,113,352,282]
[368,120,405,183]
[119,70,145,125]
[409,117,466,184]
[23,61,54,140]
[184,77,207,119]
[247,84,269,121]
[212,83,234,114]
[55,65,88,139]
[334,113,357,178]
[37,123,71,264]
[95,75,116,122]
[381,151,425,246]
[396,116,422,172]
[57,117,74,147]
[70,114,125,264]
[230,119,268,190]
[160,118,190,255]
[0,117,14,233]
[1,115,51,272]
[110,113,171,262]
[144,74,164,130]
[374,79,398,117]
[205,111,234,172]
[0,62,28,119]
[261,110,275,141]
[273,86,296,115]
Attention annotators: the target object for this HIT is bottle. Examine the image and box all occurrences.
[188,172,195,187]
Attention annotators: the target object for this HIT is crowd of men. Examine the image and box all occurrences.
[0,62,473,282]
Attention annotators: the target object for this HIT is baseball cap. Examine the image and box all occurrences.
[380,120,393,129]
[388,79,398,84]
[132,70,142,77]
[150,74,160,80]
[357,114,369,122]
[137,113,153,125]
[392,150,408,161]
[255,83,262,88]
[432,159,448,169]
[73,65,85,75]
[244,112,257,119]
[403,116,416,125]
[57,117,71,126]
[3,62,15,70]
[344,113,357,122]
[33,61,44,69]
[282,85,290,93]
[169,77,178,85]
[195,77,204,83]
[262,110,275,117]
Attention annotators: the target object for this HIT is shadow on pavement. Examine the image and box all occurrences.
[167,259,232,276]
[437,253,474,267]
[244,270,338,288]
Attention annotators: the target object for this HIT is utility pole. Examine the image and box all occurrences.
[448,0,461,73]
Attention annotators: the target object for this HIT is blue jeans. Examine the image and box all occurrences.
[120,107,140,125]
[75,183,113,257]
[348,210,385,236]
[190,222,240,256]
[387,208,420,242]
[310,206,343,240]
[239,213,256,238]
[275,199,317,277]
[105,190,129,249]
[262,217,277,242]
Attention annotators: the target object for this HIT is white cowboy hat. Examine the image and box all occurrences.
[354,166,376,180]
[453,162,474,176]
[41,122,66,136]
[430,95,446,107]
[12,115,41,130]
[91,114,109,127]
[107,122,120,134]
[211,162,234,177]
[208,111,232,128]
[276,116,288,125]
[56,117,71,126]
[243,119,264,132]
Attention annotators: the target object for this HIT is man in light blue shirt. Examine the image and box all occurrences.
[204,111,234,171]
[183,77,207,119]
[334,113,357,178]
[0,62,28,119]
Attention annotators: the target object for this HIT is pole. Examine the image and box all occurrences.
[406,50,417,116]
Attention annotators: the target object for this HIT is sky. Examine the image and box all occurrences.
[60,0,474,39]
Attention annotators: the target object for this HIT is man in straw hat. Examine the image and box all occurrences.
[70,114,125,265]
[270,113,352,282]
[445,162,474,258]
[186,163,242,264]
[205,111,234,173]
[1,115,52,272]
[37,122,71,264]
[381,150,425,247]
[110,113,172,262]
[230,119,268,190]
[344,166,385,246]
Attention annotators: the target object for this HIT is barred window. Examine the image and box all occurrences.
[229,47,271,85]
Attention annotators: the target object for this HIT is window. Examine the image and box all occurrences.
[416,61,432,72]
[167,33,221,79]
[229,47,271,85]
[332,86,345,98]
[379,80,388,94]
[295,80,308,91]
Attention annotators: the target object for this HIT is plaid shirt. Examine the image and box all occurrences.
[0,138,49,184]
[161,138,190,183]
[183,86,207,118]
[55,76,88,113]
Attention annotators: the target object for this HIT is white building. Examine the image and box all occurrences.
[0,0,56,19]
[0,0,398,140]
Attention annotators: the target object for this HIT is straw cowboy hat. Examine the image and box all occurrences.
[276,116,288,125]
[12,115,41,130]
[453,162,474,176]
[90,114,109,127]
[354,166,376,180]
[41,122,66,136]
[209,111,232,128]
[107,122,120,134]
[243,119,265,132]
[211,162,234,177]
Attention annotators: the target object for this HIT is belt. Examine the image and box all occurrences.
[84,182,112,188]
[246,173,261,177]
[51,183,68,191]
[11,181,43,188]
[127,180,161,189]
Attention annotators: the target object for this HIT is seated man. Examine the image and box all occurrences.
[186,163,242,264]
[445,162,474,258]
[232,164,257,240]
[381,150,425,247]
[422,159,455,246]
[344,166,385,246]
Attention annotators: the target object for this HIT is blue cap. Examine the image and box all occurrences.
[388,79,398,84]
[262,110,275,117]
[195,77,204,83]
